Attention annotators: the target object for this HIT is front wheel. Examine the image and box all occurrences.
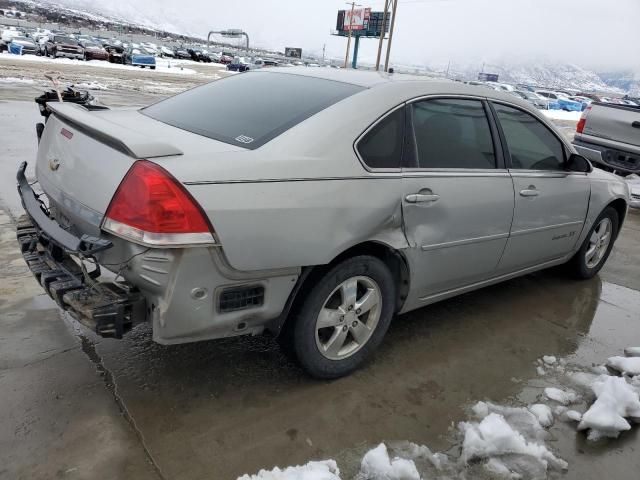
[569,207,618,279]
[286,256,396,379]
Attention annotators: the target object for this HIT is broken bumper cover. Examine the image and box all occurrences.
[16,162,145,338]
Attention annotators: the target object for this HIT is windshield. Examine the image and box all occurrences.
[142,71,364,149]
[55,36,77,44]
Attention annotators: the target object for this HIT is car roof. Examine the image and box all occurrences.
[255,67,531,105]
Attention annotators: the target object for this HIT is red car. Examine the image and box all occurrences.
[79,41,109,61]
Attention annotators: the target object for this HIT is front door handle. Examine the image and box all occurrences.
[405,193,440,203]
[519,186,539,197]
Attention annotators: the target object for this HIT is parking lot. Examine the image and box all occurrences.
[1,61,640,480]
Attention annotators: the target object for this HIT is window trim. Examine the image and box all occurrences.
[488,100,577,174]
[353,103,407,173]
[402,95,504,172]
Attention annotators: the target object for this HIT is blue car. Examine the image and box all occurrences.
[124,48,156,69]
[535,90,582,112]
[8,36,37,55]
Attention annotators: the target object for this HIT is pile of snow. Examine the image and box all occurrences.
[460,403,567,477]
[236,460,340,480]
[544,387,580,406]
[606,356,640,376]
[578,375,640,440]
[359,443,420,480]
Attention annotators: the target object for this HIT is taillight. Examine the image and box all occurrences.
[102,160,216,247]
[576,106,591,134]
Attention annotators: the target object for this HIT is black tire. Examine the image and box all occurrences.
[569,207,619,279]
[286,255,396,379]
[150,66,156,70]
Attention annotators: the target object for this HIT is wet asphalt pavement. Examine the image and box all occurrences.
[1,77,639,480]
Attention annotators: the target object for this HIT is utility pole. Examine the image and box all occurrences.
[384,0,398,72]
[344,1,361,69]
[322,43,326,64]
[375,0,390,71]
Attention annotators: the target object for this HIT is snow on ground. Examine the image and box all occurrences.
[541,109,583,121]
[0,76,36,84]
[0,52,203,76]
[236,460,340,480]
[238,346,640,480]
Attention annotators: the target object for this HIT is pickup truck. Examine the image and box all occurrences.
[573,102,640,175]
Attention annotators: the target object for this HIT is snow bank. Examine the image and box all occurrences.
[359,443,420,480]
[606,356,640,376]
[236,460,340,480]
[460,413,567,471]
[0,52,199,76]
[0,76,35,84]
[541,109,582,121]
[578,375,640,440]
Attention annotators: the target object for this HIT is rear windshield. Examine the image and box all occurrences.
[141,71,364,149]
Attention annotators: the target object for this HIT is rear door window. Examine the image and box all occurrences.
[410,98,496,169]
[142,72,364,149]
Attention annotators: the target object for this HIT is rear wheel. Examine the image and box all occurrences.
[569,207,618,279]
[286,255,395,379]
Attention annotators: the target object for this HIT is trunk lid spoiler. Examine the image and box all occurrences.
[47,103,183,159]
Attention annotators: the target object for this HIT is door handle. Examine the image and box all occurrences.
[519,186,539,197]
[632,121,640,129]
[405,193,440,203]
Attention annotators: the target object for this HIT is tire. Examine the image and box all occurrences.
[150,66,156,70]
[569,207,618,279]
[286,255,396,379]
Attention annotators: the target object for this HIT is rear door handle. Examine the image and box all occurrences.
[519,187,539,197]
[405,193,440,203]
[632,121,640,129]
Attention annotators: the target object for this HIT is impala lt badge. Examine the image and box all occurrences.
[49,158,61,171]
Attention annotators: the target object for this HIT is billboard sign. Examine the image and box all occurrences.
[284,47,302,59]
[478,72,499,82]
[343,7,371,31]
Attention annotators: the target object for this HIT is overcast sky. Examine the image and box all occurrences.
[57,0,639,70]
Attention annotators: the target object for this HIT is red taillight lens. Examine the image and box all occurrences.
[103,160,215,246]
[576,106,591,134]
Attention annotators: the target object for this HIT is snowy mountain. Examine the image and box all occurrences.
[598,71,640,97]
[437,61,625,93]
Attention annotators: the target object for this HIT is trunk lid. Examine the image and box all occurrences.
[35,104,241,237]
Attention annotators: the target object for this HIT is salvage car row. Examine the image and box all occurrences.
[465,80,639,112]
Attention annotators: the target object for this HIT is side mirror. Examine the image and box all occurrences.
[566,153,592,173]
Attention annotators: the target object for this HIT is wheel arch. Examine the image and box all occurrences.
[269,240,410,337]
[607,198,627,236]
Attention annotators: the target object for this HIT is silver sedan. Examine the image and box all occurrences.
[17,68,630,378]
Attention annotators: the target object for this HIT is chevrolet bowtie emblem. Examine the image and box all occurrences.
[49,158,61,171]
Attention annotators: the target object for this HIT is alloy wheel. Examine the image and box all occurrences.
[314,275,382,360]
[585,217,612,269]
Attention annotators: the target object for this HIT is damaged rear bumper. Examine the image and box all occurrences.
[16,162,145,338]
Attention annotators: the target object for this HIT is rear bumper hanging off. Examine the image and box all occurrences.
[16,162,146,338]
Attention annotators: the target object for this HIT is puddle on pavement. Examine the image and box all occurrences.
[88,269,640,479]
